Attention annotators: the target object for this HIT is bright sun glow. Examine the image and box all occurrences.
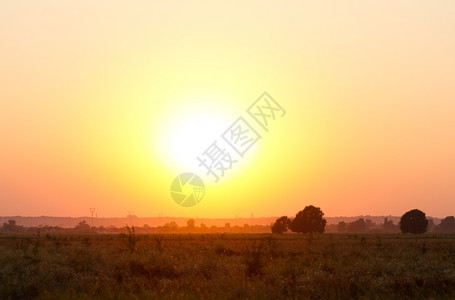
[152,95,237,174]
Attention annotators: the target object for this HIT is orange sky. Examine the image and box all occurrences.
[1,1,454,218]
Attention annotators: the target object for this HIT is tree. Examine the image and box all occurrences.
[164,221,178,229]
[337,221,347,233]
[383,218,399,233]
[400,209,428,234]
[438,216,455,233]
[75,220,90,231]
[187,219,195,228]
[271,216,291,234]
[347,218,367,233]
[290,205,327,234]
[2,220,22,232]
[365,219,374,229]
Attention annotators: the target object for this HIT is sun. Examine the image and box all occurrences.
[162,111,231,172]
[152,95,236,175]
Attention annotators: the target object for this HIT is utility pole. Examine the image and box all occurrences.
[90,208,96,227]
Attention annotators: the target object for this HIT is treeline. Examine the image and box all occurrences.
[329,216,455,233]
[3,210,455,235]
[0,219,271,234]
[273,207,455,234]
[329,218,401,233]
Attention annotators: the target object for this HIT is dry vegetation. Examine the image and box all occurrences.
[0,231,455,299]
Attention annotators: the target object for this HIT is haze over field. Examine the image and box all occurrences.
[0,215,417,229]
[1,1,454,218]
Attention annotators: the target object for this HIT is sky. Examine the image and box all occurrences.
[1,1,454,218]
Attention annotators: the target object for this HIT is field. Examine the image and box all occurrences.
[1,232,455,299]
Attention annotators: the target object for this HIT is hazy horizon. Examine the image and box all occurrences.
[0,212,447,220]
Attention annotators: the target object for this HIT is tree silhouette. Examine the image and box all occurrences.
[347,218,367,233]
[75,220,90,231]
[290,205,327,234]
[187,219,195,228]
[271,216,291,234]
[400,209,428,234]
[383,218,399,233]
[438,216,455,233]
[164,221,178,229]
[2,220,22,232]
[337,221,347,233]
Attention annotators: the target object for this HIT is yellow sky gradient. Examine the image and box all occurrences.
[1,1,454,218]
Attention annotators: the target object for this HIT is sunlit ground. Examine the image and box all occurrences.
[1,233,454,299]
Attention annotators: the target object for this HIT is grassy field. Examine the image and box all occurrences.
[0,231,455,299]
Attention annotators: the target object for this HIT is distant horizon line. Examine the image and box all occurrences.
[0,214,445,219]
